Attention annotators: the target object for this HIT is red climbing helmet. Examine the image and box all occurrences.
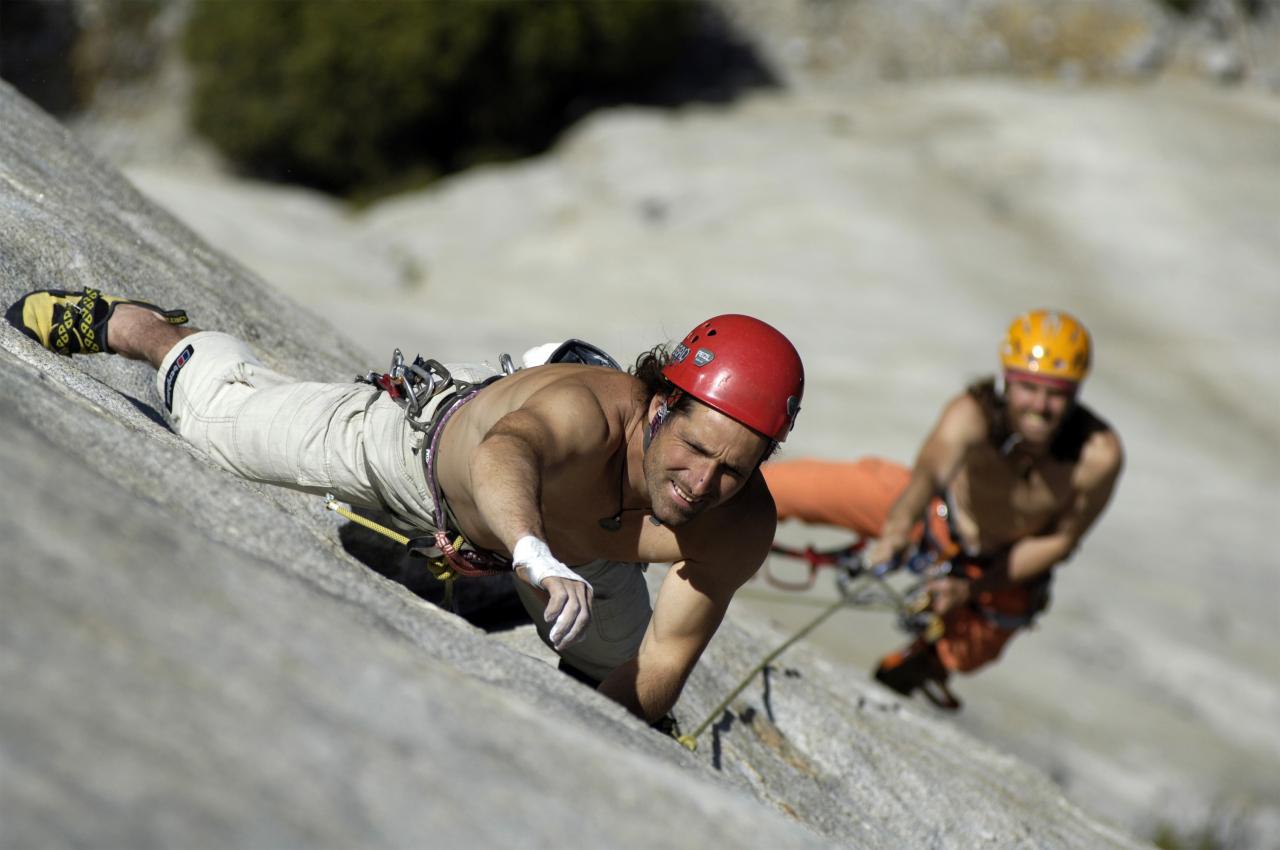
[662,314,804,441]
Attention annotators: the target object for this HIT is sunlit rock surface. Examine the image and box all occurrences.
[117,75,1280,850]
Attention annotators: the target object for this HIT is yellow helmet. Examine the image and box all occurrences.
[999,309,1091,386]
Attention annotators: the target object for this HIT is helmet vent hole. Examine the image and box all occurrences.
[706,329,717,336]
[690,334,700,343]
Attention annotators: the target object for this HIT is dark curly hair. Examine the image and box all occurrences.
[630,345,693,415]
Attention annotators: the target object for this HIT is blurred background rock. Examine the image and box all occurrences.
[4,0,1277,189]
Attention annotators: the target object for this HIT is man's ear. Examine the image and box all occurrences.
[645,396,670,451]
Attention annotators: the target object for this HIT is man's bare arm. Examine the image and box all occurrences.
[598,485,774,722]
[984,428,1124,586]
[597,568,732,722]
[868,394,985,566]
[467,383,613,648]
[469,410,552,543]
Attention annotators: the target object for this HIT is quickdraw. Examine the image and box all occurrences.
[761,539,953,644]
[357,348,458,433]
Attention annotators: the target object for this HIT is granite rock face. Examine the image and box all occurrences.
[0,80,1155,849]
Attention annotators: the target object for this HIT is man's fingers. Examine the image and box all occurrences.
[545,580,592,649]
[558,597,592,648]
[548,599,581,648]
[543,583,567,625]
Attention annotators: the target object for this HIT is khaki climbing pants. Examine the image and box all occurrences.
[157,331,649,678]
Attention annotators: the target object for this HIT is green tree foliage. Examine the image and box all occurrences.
[184,0,697,196]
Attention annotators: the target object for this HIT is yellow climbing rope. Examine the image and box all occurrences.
[323,495,462,608]
[325,496,410,544]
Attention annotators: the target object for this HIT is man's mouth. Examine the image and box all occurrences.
[1017,412,1053,437]
[670,480,702,511]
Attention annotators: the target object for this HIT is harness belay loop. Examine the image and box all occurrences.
[406,532,509,578]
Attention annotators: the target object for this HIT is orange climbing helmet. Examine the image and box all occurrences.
[999,309,1091,388]
[663,314,804,441]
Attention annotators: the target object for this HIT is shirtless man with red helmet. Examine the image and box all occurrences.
[8,290,803,723]
[764,310,1123,707]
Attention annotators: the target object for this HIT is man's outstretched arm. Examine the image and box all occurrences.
[868,394,985,567]
[467,384,612,648]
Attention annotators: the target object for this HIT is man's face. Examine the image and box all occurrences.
[1004,373,1077,446]
[642,396,769,527]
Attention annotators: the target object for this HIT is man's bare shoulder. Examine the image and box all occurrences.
[933,391,990,447]
[1075,419,1124,492]
[482,366,643,433]
[513,364,641,408]
[1048,401,1121,478]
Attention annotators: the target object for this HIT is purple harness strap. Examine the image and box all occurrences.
[424,388,512,577]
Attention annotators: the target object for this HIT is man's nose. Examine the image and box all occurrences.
[688,459,718,497]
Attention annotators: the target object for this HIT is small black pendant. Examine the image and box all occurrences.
[598,513,622,532]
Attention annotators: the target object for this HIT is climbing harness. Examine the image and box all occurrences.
[331,339,626,602]
[330,348,514,606]
[417,385,512,578]
[684,498,1050,739]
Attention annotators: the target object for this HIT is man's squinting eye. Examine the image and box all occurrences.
[682,438,744,479]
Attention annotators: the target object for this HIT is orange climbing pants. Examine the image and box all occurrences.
[762,457,1038,674]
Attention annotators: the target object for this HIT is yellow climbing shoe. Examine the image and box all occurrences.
[5,287,188,356]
